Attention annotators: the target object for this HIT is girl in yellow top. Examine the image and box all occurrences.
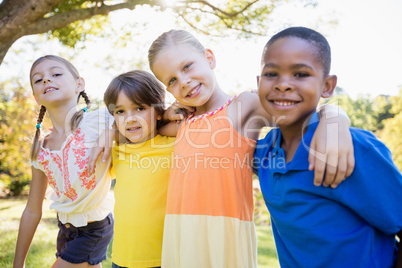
[147,29,356,267]
[103,70,177,268]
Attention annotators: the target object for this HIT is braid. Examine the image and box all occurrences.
[70,91,91,131]
[30,105,46,161]
[80,91,91,109]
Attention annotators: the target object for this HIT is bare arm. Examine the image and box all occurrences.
[87,129,116,175]
[309,104,355,188]
[237,91,354,187]
[13,167,48,268]
[395,230,402,268]
[158,101,194,137]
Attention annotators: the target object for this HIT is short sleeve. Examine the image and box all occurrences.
[334,130,402,235]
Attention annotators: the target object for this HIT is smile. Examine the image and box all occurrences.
[126,126,141,132]
[186,84,201,97]
[273,100,297,106]
[44,87,57,94]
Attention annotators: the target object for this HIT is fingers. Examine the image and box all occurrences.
[88,147,102,174]
[308,144,316,171]
[313,157,325,186]
[345,152,355,177]
[170,113,185,122]
[329,154,346,188]
[102,145,112,163]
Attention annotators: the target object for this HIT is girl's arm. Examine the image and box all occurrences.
[13,167,48,268]
[238,91,355,188]
[310,104,355,188]
[87,129,116,175]
[395,230,402,268]
[158,101,194,137]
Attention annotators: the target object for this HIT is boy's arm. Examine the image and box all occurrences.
[13,167,48,268]
[396,230,402,268]
[310,104,355,188]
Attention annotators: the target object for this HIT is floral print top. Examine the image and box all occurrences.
[31,107,114,227]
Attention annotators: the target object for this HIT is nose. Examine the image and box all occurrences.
[178,74,191,89]
[42,77,51,84]
[275,76,292,92]
[125,111,138,123]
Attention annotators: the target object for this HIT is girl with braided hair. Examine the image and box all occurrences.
[14,55,114,268]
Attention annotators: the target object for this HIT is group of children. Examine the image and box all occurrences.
[13,26,402,268]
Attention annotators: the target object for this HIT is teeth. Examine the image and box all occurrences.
[274,101,296,106]
[127,127,140,131]
[187,86,198,97]
[45,88,57,94]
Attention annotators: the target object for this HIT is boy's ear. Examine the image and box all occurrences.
[204,49,216,69]
[76,77,85,93]
[321,75,337,98]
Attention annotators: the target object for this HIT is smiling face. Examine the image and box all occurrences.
[151,44,217,108]
[113,91,161,144]
[258,37,336,129]
[30,59,84,107]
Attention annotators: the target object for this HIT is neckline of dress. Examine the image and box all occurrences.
[186,95,237,124]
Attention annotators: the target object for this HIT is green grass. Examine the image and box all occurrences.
[0,197,279,267]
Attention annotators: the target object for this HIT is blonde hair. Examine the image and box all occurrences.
[148,29,205,70]
[30,55,91,161]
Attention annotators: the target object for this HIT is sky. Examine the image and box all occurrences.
[1,0,401,101]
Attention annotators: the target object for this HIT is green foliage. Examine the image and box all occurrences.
[325,88,397,133]
[173,0,278,37]
[378,88,402,170]
[0,81,39,196]
[50,16,110,48]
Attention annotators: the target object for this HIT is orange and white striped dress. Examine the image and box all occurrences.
[162,97,257,268]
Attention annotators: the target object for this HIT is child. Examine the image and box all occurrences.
[147,29,355,267]
[103,70,176,268]
[14,55,114,268]
[254,26,402,267]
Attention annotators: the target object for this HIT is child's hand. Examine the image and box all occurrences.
[309,106,355,188]
[164,101,195,123]
[87,129,115,174]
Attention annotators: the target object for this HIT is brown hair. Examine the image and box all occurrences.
[148,29,205,71]
[104,70,166,143]
[29,55,91,161]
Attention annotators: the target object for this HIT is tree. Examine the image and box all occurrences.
[0,0,279,66]
[0,79,43,195]
[378,88,402,170]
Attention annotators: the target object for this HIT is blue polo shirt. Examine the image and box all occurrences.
[254,112,402,268]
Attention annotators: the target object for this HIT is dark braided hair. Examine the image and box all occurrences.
[30,105,47,160]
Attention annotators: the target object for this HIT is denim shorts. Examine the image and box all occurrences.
[56,213,114,265]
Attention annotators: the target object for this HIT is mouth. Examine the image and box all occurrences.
[44,87,58,94]
[272,100,298,106]
[186,84,201,98]
[126,126,141,133]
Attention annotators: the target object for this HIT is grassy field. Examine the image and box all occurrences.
[0,197,279,267]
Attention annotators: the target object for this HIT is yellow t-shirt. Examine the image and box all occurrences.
[111,135,175,267]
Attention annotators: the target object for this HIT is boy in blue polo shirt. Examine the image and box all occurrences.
[254,26,402,268]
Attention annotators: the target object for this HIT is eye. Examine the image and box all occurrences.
[34,78,43,84]
[183,63,192,71]
[263,72,277,78]
[137,107,146,112]
[168,78,176,86]
[114,109,124,115]
[295,72,309,78]
[53,73,62,77]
